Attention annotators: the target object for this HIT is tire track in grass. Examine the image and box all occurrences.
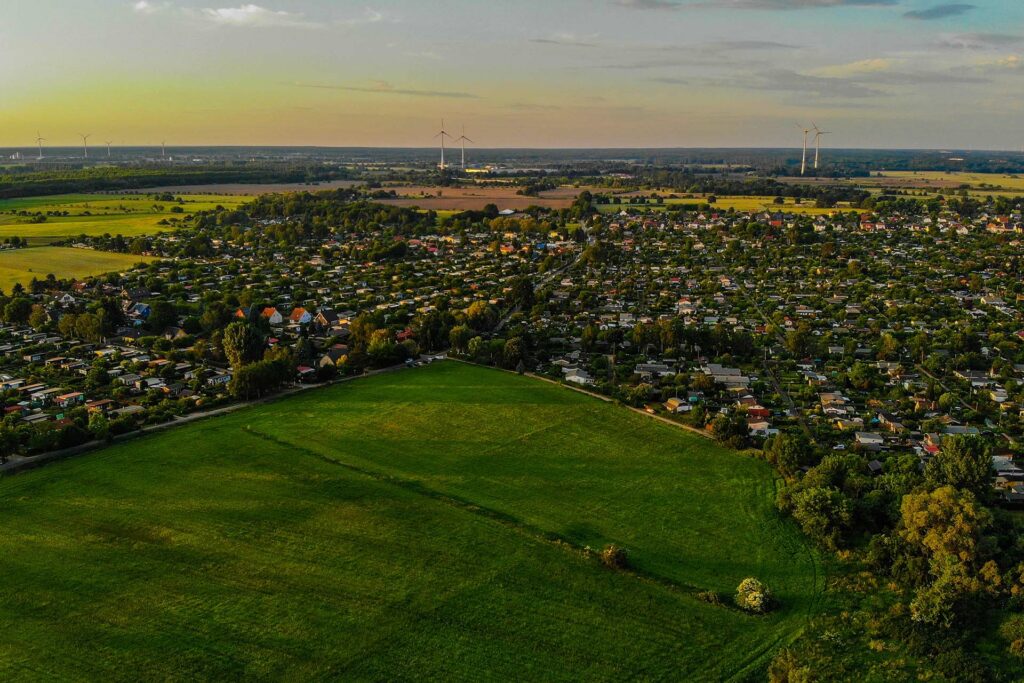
[719,474,826,682]
[241,426,748,613]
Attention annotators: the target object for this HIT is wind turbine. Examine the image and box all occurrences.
[35,132,45,160]
[434,120,452,170]
[105,140,113,158]
[161,141,166,160]
[455,125,473,170]
[79,133,91,159]
[812,123,831,170]
[797,123,810,176]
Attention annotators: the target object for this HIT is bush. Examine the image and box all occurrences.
[696,590,722,606]
[768,648,811,683]
[1001,614,1024,659]
[599,544,629,570]
[735,577,774,614]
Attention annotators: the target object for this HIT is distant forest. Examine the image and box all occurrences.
[0,164,350,200]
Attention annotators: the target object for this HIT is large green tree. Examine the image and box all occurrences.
[223,320,265,369]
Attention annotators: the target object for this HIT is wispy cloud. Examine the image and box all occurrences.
[714,0,898,7]
[937,32,1022,49]
[404,50,442,61]
[615,0,898,8]
[507,102,562,111]
[584,55,757,70]
[861,69,987,84]
[904,3,975,20]
[531,32,601,47]
[613,0,683,8]
[336,8,391,28]
[131,0,168,14]
[812,58,893,77]
[195,4,322,28]
[972,54,1023,71]
[293,81,479,99]
[708,40,799,49]
[725,68,886,97]
[650,68,885,98]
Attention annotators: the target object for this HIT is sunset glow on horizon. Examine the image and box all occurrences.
[2,0,1023,149]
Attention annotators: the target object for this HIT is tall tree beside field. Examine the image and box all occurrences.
[3,298,32,324]
[925,435,993,501]
[898,486,996,628]
[223,320,264,369]
[28,305,48,331]
[449,324,473,354]
[503,337,525,369]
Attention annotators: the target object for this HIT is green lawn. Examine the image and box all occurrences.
[0,362,824,681]
[0,193,248,244]
[0,246,155,293]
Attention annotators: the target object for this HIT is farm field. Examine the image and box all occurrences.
[780,171,1024,198]
[0,362,824,681]
[0,246,154,293]
[377,184,583,211]
[597,195,858,215]
[0,193,248,245]
[874,170,1024,190]
[140,180,361,195]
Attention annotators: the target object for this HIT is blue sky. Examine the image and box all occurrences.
[1,0,1022,148]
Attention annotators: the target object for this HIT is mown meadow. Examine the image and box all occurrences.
[0,362,824,681]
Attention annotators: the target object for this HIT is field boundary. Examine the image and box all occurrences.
[241,423,757,616]
[0,363,409,477]
[447,357,715,440]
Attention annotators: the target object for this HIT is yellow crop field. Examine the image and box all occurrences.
[0,246,155,294]
[0,193,249,245]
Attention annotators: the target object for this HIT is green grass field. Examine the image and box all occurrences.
[598,195,859,216]
[0,193,249,245]
[0,362,824,680]
[0,246,155,293]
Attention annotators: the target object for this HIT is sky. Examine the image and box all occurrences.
[1,0,1023,149]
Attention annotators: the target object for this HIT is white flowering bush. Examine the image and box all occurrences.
[735,577,774,614]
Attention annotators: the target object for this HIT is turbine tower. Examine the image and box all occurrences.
[79,133,91,159]
[797,123,810,176]
[161,141,166,160]
[812,123,831,170]
[434,120,452,170]
[105,140,113,158]
[455,125,473,170]
[35,132,45,160]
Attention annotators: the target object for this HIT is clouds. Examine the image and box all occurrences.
[130,3,390,30]
[938,32,1023,49]
[615,0,898,9]
[812,58,893,77]
[613,0,683,9]
[739,69,886,98]
[336,8,390,28]
[131,0,168,14]
[531,33,601,48]
[197,4,320,28]
[903,3,975,20]
[710,0,897,7]
[294,81,479,99]
[972,54,1023,71]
